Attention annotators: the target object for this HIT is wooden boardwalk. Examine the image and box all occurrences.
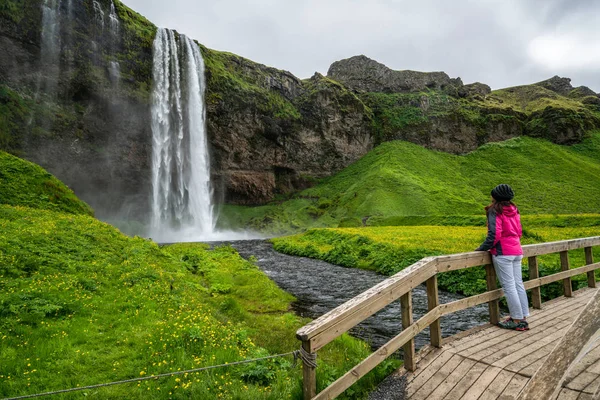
[399,287,600,400]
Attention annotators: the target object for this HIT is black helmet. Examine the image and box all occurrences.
[491,184,514,201]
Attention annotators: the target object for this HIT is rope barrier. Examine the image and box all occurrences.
[2,349,313,400]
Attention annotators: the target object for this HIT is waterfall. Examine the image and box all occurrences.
[107,0,120,86]
[109,61,120,85]
[109,0,119,34]
[39,0,61,95]
[149,28,215,242]
[92,1,104,28]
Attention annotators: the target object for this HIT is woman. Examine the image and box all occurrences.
[476,184,529,331]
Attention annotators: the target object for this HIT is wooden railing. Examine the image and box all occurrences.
[296,236,600,400]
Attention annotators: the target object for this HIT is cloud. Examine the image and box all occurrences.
[121,0,600,92]
[529,33,600,71]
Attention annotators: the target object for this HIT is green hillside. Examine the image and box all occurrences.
[220,132,600,233]
[0,151,93,216]
[0,156,393,399]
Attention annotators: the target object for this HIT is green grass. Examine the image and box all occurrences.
[272,225,600,300]
[226,133,600,233]
[488,85,591,114]
[0,151,93,216]
[0,153,399,399]
[0,204,399,399]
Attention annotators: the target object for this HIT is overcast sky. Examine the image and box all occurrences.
[122,0,600,92]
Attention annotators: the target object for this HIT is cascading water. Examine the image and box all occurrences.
[149,28,215,242]
[39,0,61,95]
[107,0,120,84]
[108,0,119,33]
[92,1,104,28]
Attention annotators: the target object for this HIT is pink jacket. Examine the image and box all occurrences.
[476,205,523,256]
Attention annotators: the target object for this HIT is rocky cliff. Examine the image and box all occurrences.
[1,1,599,228]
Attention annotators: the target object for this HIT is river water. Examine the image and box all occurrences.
[216,240,489,351]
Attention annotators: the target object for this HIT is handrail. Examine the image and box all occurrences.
[296,236,600,400]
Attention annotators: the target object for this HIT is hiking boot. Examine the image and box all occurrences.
[515,320,530,331]
[498,318,529,331]
[497,318,519,330]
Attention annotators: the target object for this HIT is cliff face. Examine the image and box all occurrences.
[0,0,155,221]
[1,2,600,225]
[0,0,374,219]
[328,55,463,94]
[332,56,600,153]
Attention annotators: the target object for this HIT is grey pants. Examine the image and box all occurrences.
[492,255,529,320]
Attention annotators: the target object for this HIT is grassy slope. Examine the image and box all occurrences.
[272,225,600,300]
[222,132,600,233]
[0,154,396,399]
[0,151,93,216]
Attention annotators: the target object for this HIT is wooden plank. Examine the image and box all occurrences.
[409,354,464,400]
[436,251,491,272]
[518,289,600,400]
[478,369,515,399]
[529,255,542,309]
[405,347,445,381]
[562,251,574,297]
[426,357,477,400]
[586,247,597,288]
[450,297,582,357]
[565,334,600,385]
[491,320,572,368]
[511,341,559,375]
[447,294,586,354]
[441,361,487,399]
[467,317,572,364]
[426,275,442,348]
[461,365,503,400]
[313,308,442,400]
[524,262,600,291]
[522,237,600,257]
[486,263,500,325]
[302,341,316,400]
[458,310,575,360]
[585,374,600,397]
[296,257,437,345]
[556,388,581,400]
[440,289,504,316]
[566,372,600,392]
[519,349,552,377]
[406,351,455,395]
[499,374,529,399]
[401,291,416,372]
[434,237,600,271]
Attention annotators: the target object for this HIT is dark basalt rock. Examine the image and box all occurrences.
[459,82,492,99]
[327,55,463,94]
[535,76,574,96]
[569,86,598,99]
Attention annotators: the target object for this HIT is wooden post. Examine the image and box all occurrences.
[485,264,500,324]
[560,251,573,297]
[585,247,596,288]
[302,341,316,400]
[400,291,416,371]
[426,276,442,348]
[528,256,542,309]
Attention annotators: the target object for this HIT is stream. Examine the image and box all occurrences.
[214,239,489,351]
